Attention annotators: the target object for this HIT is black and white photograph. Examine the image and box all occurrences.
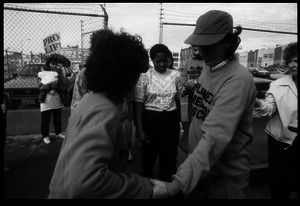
[3,3,298,199]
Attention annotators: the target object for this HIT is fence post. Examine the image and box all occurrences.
[21,51,23,67]
[80,20,84,66]
[6,50,10,78]
[159,3,163,44]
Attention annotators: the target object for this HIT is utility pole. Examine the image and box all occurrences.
[159,3,163,44]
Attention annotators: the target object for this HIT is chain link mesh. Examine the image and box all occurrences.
[161,23,297,99]
[4,6,106,108]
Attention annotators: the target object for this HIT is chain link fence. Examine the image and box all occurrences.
[4,5,107,109]
[161,22,297,99]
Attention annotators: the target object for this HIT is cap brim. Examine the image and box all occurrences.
[184,33,227,46]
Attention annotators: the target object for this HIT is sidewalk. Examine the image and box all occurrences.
[4,133,277,199]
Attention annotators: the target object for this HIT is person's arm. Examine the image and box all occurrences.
[38,82,51,92]
[134,101,148,143]
[133,74,149,144]
[181,59,198,96]
[175,74,182,121]
[253,93,277,117]
[180,61,189,97]
[180,61,188,87]
[71,69,87,112]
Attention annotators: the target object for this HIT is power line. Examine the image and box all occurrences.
[162,8,297,32]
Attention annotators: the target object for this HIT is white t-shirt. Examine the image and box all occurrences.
[134,68,182,112]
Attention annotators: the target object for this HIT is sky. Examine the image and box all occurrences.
[4,3,297,54]
[104,3,297,52]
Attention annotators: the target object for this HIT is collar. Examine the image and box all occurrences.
[272,75,298,97]
[208,60,229,71]
[272,75,294,86]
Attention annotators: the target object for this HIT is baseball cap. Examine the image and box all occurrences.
[184,10,233,46]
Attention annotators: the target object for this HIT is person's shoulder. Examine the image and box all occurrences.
[83,93,119,112]
[227,61,254,85]
[170,68,181,77]
[270,75,291,86]
[184,58,193,65]
[141,68,152,78]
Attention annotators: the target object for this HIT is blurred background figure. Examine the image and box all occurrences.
[38,54,70,144]
[180,45,204,124]
[1,92,11,172]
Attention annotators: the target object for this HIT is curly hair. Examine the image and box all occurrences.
[282,42,297,66]
[84,29,149,97]
[45,53,71,67]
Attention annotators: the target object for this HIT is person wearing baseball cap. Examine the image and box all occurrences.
[150,10,256,199]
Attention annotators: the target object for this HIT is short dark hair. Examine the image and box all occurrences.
[282,42,297,66]
[149,44,170,60]
[84,29,149,97]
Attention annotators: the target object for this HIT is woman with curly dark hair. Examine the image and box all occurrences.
[48,29,154,199]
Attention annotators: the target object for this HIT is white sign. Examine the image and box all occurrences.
[43,32,61,54]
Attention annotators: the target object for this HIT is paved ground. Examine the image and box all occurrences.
[6,121,296,199]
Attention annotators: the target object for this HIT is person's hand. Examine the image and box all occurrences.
[136,129,150,144]
[184,80,197,96]
[185,79,197,90]
[1,103,5,114]
[148,178,170,199]
[254,98,262,107]
[179,122,184,140]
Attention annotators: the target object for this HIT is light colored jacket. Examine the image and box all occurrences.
[254,75,298,145]
[48,92,153,199]
[70,68,88,113]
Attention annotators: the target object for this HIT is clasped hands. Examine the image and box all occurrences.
[148,178,170,199]
[183,80,197,96]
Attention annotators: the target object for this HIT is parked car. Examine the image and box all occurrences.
[248,67,271,79]
[4,63,75,109]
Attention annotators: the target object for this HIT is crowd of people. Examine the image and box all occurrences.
[3,9,298,199]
